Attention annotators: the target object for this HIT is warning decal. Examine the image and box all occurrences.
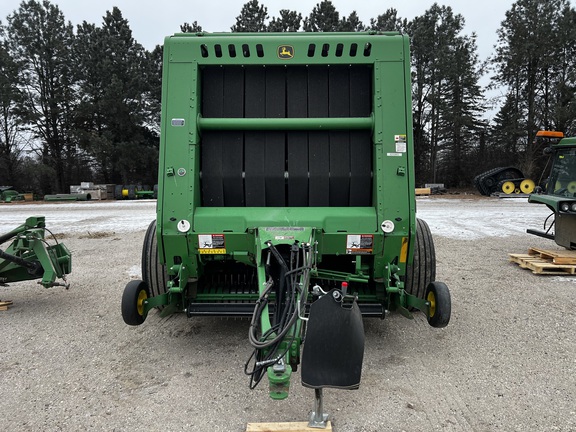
[394,134,407,153]
[346,234,374,255]
[198,234,226,254]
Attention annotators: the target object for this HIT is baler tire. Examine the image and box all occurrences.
[142,220,168,308]
[405,218,436,300]
[425,281,451,328]
[122,280,149,326]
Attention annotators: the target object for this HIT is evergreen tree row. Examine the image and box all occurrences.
[1,0,575,194]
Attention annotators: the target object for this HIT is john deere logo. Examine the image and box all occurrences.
[278,45,294,59]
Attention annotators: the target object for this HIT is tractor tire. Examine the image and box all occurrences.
[425,281,451,328]
[405,218,436,300]
[127,185,136,199]
[121,280,149,326]
[114,184,124,200]
[142,220,168,307]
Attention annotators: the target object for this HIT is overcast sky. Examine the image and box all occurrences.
[0,0,558,118]
[1,0,517,60]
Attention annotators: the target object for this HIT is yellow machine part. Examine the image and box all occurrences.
[520,179,535,194]
[501,181,515,194]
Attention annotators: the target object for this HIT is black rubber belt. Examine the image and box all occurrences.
[201,67,224,206]
[287,68,309,206]
[349,66,372,206]
[328,66,351,206]
[244,67,266,206]
[308,66,330,207]
[265,67,286,206]
[222,67,245,206]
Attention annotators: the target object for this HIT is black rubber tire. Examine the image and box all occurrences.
[122,280,149,326]
[425,281,451,328]
[405,218,436,299]
[142,220,168,307]
[114,184,124,200]
[127,184,136,199]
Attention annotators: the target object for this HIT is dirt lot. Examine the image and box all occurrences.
[1,197,575,431]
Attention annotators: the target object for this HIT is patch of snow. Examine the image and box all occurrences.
[0,196,556,242]
[0,200,156,234]
[417,197,553,240]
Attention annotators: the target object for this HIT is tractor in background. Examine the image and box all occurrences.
[528,131,576,250]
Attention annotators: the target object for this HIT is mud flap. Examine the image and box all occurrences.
[301,289,365,390]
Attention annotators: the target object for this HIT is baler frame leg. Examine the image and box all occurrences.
[308,388,329,429]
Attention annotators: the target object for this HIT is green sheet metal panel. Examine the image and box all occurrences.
[157,32,414,280]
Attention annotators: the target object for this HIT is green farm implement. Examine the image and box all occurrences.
[0,186,23,202]
[0,216,71,288]
[528,131,576,249]
[114,184,158,200]
[122,31,451,426]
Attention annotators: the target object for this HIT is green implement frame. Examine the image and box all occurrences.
[122,32,451,421]
[0,216,71,288]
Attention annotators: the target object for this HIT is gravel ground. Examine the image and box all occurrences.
[1,196,575,431]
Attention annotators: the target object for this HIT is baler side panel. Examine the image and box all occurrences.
[372,56,415,277]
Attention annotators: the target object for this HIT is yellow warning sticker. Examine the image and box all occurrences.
[199,248,227,255]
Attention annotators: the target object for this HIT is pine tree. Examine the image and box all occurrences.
[73,7,158,185]
[268,10,302,32]
[492,0,576,178]
[303,1,340,32]
[231,0,268,32]
[5,0,77,193]
[338,11,364,31]
[180,21,203,33]
[0,24,26,188]
[408,5,484,186]
[369,9,407,32]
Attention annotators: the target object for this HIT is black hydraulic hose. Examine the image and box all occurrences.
[0,248,43,277]
[245,241,314,390]
[0,231,17,246]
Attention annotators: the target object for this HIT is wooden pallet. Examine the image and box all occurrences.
[527,247,576,265]
[0,300,13,311]
[246,422,332,432]
[509,253,576,275]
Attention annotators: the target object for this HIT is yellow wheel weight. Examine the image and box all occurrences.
[136,289,148,316]
[568,181,576,194]
[520,179,535,194]
[427,290,436,318]
[501,181,515,194]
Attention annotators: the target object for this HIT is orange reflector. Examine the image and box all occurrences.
[536,130,564,138]
[400,237,409,263]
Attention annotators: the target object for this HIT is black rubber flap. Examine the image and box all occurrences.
[301,290,365,390]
